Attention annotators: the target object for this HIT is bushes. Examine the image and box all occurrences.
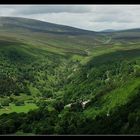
[41,89,53,98]
[134,65,140,77]
[14,100,25,106]
[0,76,20,96]
[52,100,64,112]
[0,98,11,106]
[0,87,140,135]
[0,112,25,134]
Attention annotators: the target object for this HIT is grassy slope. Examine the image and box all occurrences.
[84,78,140,118]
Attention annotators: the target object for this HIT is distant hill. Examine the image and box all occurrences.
[101,29,116,32]
[0,16,106,56]
[0,17,98,35]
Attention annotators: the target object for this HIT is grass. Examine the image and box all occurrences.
[0,103,38,115]
[84,78,140,118]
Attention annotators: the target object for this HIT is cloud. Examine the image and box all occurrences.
[0,5,93,15]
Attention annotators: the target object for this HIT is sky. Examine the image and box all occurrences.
[0,5,140,31]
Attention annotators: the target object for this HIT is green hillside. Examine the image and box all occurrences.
[0,17,140,135]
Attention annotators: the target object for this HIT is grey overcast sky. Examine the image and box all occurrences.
[0,5,140,31]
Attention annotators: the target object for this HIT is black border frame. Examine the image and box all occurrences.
[0,1,140,138]
[0,0,140,4]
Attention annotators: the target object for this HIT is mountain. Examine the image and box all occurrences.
[0,17,140,135]
[0,17,106,56]
[101,29,116,32]
[0,17,99,35]
[102,28,140,43]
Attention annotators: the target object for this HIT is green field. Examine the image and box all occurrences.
[0,103,38,115]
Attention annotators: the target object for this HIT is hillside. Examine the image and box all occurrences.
[0,17,140,135]
[0,17,98,35]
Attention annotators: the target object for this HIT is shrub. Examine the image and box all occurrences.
[15,100,25,106]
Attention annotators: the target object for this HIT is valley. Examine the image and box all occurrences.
[0,17,140,135]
